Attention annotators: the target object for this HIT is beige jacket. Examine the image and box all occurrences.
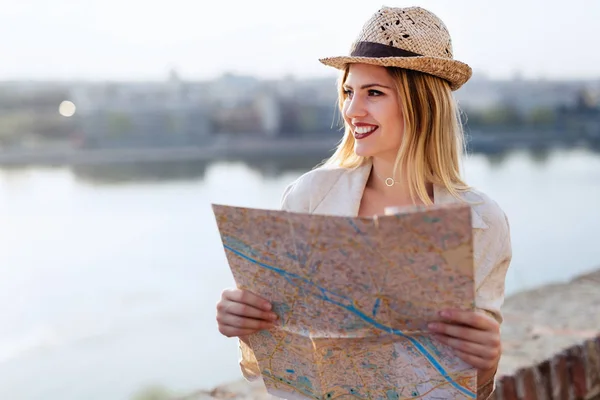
[238,160,512,393]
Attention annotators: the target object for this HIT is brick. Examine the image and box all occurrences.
[567,344,587,398]
[499,375,518,400]
[551,352,571,400]
[585,337,600,394]
[534,359,552,399]
[516,367,538,399]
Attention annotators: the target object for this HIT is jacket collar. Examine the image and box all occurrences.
[315,160,488,229]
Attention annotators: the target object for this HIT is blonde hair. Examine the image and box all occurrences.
[323,66,470,205]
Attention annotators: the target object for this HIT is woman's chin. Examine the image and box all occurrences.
[354,144,400,160]
[353,144,377,158]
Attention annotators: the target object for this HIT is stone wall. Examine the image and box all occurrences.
[491,335,600,400]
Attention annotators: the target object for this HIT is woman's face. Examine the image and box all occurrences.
[342,63,404,160]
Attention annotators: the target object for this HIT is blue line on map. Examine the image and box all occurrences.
[372,298,381,317]
[223,242,476,398]
[347,219,363,234]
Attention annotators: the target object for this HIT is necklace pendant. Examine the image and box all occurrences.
[385,177,395,187]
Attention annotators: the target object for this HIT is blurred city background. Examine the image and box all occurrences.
[0,1,599,399]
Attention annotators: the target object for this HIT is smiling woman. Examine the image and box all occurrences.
[216,5,511,400]
[329,64,468,205]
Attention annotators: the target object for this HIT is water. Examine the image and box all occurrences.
[0,149,599,400]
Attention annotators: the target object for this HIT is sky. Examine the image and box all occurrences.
[1,0,599,81]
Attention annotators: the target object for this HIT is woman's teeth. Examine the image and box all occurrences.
[355,126,377,134]
[354,126,378,139]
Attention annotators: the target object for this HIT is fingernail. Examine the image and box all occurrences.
[440,310,451,318]
[428,323,439,330]
[264,302,272,310]
[270,313,278,320]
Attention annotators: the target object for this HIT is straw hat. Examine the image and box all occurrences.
[319,6,472,91]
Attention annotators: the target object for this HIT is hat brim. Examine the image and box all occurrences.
[318,55,472,91]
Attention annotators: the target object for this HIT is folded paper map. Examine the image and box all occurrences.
[212,203,477,399]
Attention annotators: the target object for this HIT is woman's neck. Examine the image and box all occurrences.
[368,157,433,205]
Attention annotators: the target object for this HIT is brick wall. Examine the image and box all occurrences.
[490,334,600,399]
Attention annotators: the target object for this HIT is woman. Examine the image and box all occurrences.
[216,6,511,399]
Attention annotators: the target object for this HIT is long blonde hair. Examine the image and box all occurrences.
[323,66,470,205]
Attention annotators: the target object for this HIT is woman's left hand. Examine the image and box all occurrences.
[427,309,501,370]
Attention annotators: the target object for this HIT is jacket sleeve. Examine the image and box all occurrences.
[474,208,512,324]
[473,206,512,399]
[238,339,262,381]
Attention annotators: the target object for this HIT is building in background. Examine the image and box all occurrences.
[0,72,598,152]
[68,70,211,149]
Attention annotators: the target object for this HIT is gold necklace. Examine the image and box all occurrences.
[372,169,401,187]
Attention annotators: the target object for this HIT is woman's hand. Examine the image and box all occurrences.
[428,309,501,371]
[216,288,278,338]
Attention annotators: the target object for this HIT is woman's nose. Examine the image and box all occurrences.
[344,95,367,119]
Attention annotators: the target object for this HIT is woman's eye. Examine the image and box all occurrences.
[343,88,382,98]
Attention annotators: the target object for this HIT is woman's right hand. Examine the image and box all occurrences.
[216,288,278,338]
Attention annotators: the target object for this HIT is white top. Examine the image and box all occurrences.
[238,159,512,389]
